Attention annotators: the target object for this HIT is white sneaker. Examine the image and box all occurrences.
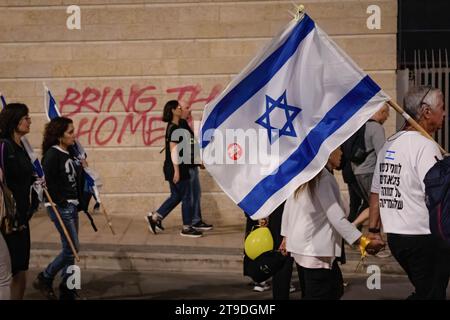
[253,281,270,292]
[376,249,392,258]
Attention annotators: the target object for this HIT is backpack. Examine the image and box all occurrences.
[0,140,18,234]
[347,120,376,165]
[424,156,450,245]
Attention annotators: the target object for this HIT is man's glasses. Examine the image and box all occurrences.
[419,86,432,109]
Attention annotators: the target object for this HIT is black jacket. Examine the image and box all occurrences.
[1,138,34,225]
[42,146,86,210]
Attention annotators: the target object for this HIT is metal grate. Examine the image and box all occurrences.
[398,49,450,151]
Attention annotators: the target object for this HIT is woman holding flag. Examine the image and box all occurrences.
[0,103,35,299]
[33,117,85,300]
[280,148,384,299]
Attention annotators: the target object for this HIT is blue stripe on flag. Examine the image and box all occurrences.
[48,91,61,119]
[84,171,95,187]
[239,75,381,216]
[201,15,315,148]
[32,159,45,178]
[1,95,6,108]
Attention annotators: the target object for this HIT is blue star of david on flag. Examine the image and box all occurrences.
[255,90,302,144]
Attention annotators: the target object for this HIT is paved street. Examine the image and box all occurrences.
[24,215,450,301]
[24,268,448,300]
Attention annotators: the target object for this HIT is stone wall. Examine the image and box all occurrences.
[0,0,397,227]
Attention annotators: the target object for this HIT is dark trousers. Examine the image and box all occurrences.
[243,202,303,299]
[388,233,450,300]
[268,202,303,300]
[298,260,344,300]
[429,240,450,299]
[271,256,302,300]
[157,180,192,226]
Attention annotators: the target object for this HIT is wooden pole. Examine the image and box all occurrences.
[43,188,80,262]
[100,203,115,235]
[387,100,447,155]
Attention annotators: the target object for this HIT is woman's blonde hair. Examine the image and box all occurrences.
[294,171,322,199]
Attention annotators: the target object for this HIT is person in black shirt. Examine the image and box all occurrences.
[145,100,201,237]
[179,105,213,232]
[33,117,84,300]
[0,103,34,300]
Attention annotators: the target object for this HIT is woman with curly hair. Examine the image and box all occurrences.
[33,117,85,300]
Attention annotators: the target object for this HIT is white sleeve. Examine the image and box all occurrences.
[417,141,442,192]
[317,175,362,245]
[280,195,292,237]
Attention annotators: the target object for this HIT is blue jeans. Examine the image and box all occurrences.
[189,167,202,224]
[157,179,192,226]
[44,203,79,283]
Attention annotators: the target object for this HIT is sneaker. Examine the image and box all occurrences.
[33,272,57,300]
[146,212,164,232]
[180,226,203,238]
[192,221,213,231]
[59,283,80,300]
[155,219,165,232]
[253,281,270,292]
[289,284,296,293]
[145,215,158,234]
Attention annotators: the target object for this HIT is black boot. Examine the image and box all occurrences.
[59,282,79,300]
[33,272,57,300]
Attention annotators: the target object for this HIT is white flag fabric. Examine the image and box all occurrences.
[200,13,390,220]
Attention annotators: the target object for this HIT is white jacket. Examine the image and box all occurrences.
[281,169,362,258]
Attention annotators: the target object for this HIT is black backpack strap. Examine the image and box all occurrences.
[0,139,13,182]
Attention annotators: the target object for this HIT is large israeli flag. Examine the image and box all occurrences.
[200,13,390,220]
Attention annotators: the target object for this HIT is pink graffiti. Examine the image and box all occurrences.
[59,84,222,146]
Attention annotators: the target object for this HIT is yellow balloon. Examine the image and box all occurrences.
[244,227,274,260]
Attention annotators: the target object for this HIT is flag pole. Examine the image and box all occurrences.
[99,203,115,235]
[43,188,80,262]
[387,100,447,155]
[290,3,305,21]
[89,179,115,235]
[288,5,445,155]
